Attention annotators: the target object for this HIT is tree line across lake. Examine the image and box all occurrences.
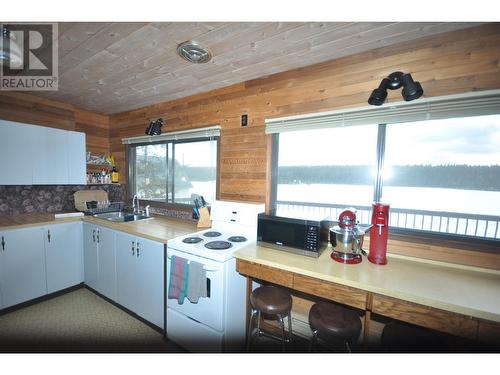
[136,158,500,192]
[276,165,500,191]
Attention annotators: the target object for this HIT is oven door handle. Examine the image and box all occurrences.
[166,256,219,272]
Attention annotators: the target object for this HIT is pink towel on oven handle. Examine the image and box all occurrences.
[167,255,189,304]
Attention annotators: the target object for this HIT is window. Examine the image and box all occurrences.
[276,125,378,207]
[129,138,218,205]
[272,113,500,240]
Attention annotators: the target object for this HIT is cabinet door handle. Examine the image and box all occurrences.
[132,241,135,256]
[47,230,51,243]
[92,229,96,242]
[1,236,5,251]
[136,242,140,257]
[97,229,100,244]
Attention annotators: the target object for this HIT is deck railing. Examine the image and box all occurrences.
[276,200,500,240]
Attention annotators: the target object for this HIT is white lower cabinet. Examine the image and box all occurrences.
[96,227,116,301]
[83,223,99,290]
[116,231,164,329]
[83,223,116,300]
[1,221,164,330]
[44,222,84,294]
[0,227,47,309]
[0,222,85,310]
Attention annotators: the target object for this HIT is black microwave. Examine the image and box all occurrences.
[257,211,330,258]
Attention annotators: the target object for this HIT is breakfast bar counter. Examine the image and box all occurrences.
[235,245,500,343]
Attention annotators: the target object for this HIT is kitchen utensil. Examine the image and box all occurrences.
[330,208,371,264]
[191,193,201,208]
[368,202,390,265]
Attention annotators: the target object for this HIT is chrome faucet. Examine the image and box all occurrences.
[132,194,140,214]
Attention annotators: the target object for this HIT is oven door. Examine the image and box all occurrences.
[166,247,225,332]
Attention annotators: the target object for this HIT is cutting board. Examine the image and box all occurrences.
[74,190,109,211]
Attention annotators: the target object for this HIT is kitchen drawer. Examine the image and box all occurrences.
[371,294,478,340]
[292,274,368,310]
[236,260,293,288]
[477,320,500,344]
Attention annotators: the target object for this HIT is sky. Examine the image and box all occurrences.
[279,114,500,167]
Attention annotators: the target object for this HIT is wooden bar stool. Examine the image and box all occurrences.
[308,302,362,352]
[246,285,293,352]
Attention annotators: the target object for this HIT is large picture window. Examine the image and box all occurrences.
[129,138,218,205]
[272,109,500,240]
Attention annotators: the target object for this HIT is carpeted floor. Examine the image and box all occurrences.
[0,288,185,353]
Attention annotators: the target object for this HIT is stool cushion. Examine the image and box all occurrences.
[309,302,362,341]
[250,286,292,316]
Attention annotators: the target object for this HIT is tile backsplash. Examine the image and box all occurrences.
[0,185,125,216]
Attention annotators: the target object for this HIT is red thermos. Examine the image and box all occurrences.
[368,203,390,265]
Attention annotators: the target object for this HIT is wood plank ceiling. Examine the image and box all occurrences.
[32,22,481,115]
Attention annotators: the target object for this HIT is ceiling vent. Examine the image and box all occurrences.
[177,41,212,64]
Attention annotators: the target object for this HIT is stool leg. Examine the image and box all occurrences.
[309,330,318,352]
[246,309,257,352]
[277,315,286,352]
[345,340,352,353]
[287,314,292,343]
[256,310,262,338]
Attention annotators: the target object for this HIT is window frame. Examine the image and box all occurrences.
[127,136,220,209]
[270,119,500,247]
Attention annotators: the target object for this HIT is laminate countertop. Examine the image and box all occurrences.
[235,244,500,323]
[0,213,198,244]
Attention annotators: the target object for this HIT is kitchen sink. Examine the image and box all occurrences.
[93,211,152,222]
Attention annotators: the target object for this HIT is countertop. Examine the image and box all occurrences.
[235,244,500,323]
[83,216,197,244]
[0,213,198,244]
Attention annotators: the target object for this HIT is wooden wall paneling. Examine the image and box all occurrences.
[373,237,500,271]
[106,25,500,204]
[74,109,110,156]
[0,92,75,130]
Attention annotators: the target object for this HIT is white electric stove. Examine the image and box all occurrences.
[166,200,264,353]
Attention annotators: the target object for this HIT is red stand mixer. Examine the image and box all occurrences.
[368,203,390,265]
[329,209,371,264]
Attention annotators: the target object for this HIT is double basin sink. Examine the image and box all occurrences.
[93,211,151,223]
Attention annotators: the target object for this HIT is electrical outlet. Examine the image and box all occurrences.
[241,114,248,126]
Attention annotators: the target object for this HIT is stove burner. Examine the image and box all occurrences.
[182,237,203,244]
[205,241,233,250]
[228,236,247,243]
[203,231,222,238]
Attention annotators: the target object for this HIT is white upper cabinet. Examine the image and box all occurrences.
[0,120,35,185]
[0,120,86,185]
[67,131,86,185]
[32,125,70,185]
